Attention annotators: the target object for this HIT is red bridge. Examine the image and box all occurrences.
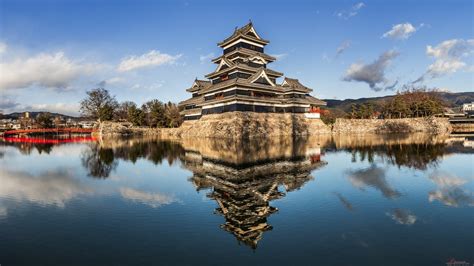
[2,128,96,136]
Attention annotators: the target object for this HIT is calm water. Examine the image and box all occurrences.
[1,134,473,265]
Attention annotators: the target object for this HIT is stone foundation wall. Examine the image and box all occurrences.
[98,113,451,138]
[178,112,331,139]
[332,117,451,134]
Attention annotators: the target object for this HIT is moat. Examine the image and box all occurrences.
[1,134,473,265]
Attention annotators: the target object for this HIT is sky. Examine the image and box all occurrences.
[0,0,473,116]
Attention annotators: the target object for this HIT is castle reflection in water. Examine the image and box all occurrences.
[181,138,326,248]
[1,133,472,249]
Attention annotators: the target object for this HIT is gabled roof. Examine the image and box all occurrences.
[218,22,270,47]
[214,57,235,72]
[211,47,276,63]
[205,63,283,79]
[186,79,212,92]
[281,78,313,93]
[248,68,276,86]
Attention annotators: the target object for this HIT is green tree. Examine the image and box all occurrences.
[36,113,54,128]
[127,104,146,126]
[382,87,444,118]
[80,88,119,121]
[145,99,166,127]
[116,101,136,121]
[350,104,357,119]
[164,102,183,128]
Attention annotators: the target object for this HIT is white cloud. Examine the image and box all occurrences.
[0,42,7,54]
[0,51,99,91]
[343,50,399,91]
[97,76,125,87]
[272,53,288,60]
[199,52,215,63]
[120,188,177,208]
[118,50,182,72]
[382,23,417,40]
[130,82,164,92]
[336,2,365,20]
[105,77,124,84]
[414,39,474,82]
[336,40,351,57]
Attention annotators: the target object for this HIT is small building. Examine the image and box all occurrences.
[463,102,474,117]
[78,121,96,129]
[179,22,326,120]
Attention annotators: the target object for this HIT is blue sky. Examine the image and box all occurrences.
[0,0,473,115]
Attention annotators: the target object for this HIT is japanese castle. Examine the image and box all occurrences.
[179,22,326,120]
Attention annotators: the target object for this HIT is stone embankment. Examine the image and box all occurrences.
[332,117,451,134]
[97,113,452,138]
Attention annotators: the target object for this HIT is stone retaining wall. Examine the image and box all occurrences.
[332,117,451,134]
[178,112,331,139]
[98,114,451,138]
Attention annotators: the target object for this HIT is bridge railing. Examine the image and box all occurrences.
[2,128,96,136]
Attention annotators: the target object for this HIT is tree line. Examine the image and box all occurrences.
[380,88,445,118]
[321,87,446,123]
[79,88,183,127]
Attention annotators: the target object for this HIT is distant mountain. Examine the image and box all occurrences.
[1,111,78,120]
[323,92,474,113]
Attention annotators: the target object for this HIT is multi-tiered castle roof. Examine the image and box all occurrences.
[179,22,326,120]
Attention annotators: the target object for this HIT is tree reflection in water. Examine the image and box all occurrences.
[1,140,54,155]
[81,145,118,178]
[346,143,446,170]
[79,139,185,178]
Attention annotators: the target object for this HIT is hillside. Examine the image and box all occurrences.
[323,92,474,113]
[1,112,78,120]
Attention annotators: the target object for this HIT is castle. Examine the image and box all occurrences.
[179,22,326,121]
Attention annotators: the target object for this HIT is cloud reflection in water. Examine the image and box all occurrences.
[346,165,401,199]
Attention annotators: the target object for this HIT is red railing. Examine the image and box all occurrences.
[2,128,95,136]
[2,136,97,144]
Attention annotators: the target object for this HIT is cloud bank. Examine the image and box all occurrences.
[0,51,98,91]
